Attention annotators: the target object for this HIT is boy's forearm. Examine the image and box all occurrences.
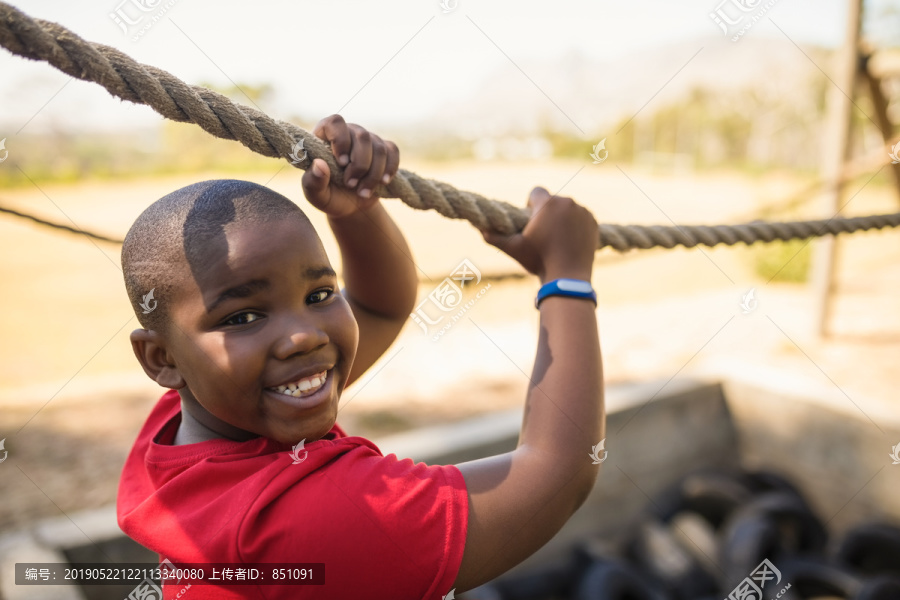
[518,281,604,473]
[328,202,418,319]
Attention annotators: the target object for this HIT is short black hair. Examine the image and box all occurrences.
[122,179,311,332]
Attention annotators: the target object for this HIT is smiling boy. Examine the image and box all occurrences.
[117,115,604,599]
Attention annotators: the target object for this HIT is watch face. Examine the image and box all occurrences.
[556,279,594,293]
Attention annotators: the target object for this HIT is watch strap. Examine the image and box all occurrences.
[535,278,597,308]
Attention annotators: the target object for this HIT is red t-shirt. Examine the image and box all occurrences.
[117,390,469,599]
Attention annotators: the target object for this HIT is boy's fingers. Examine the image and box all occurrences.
[313,115,352,166]
[382,141,400,184]
[480,228,524,255]
[481,229,541,275]
[345,125,373,189]
[357,139,387,197]
[301,158,331,201]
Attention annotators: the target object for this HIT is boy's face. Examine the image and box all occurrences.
[163,216,358,444]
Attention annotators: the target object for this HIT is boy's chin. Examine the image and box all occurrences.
[269,419,337,445]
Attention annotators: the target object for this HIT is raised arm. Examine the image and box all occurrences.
[453,187,604,591]
[301,115,417,386]
[327,203,417,385]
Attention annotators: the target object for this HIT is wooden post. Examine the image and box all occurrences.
[861,50,900,201]
[812,0,863,338]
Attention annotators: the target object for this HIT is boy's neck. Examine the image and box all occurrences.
[174,408,222,445]
[174,398,255,445]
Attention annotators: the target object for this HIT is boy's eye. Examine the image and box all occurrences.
[308,289,334,304]
[222,311,263,326]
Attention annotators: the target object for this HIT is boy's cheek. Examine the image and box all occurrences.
[196,333,259,371]
[332,298,360,346]
[181,351,256,400]
[344,317,361,360]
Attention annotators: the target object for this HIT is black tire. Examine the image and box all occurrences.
[626,519,719,600]
[718,510,782,590]
[856,576,900,600]
[774,557,862,600]
[649,468,806,531]
[834,523,900,577]
[573,559,669,600]
[719,492,828,589]
[742,470,805,499]
[650,468,754,530]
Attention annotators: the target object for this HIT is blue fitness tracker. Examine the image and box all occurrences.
[535,278,597,309]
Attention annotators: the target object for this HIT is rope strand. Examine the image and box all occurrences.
[0,203,122,243]
[1,1,898,250]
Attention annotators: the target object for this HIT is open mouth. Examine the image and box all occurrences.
[267,371,328,398]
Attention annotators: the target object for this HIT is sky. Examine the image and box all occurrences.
[0,0,887,134]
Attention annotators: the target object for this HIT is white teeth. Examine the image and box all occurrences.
[270,371,328,398]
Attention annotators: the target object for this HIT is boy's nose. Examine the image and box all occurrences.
[273,318,328,359]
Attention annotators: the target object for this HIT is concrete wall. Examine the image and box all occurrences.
[712,362,900,535]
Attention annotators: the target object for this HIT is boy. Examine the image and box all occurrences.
[117,115,604,599]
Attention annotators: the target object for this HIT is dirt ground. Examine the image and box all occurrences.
[1,160,898,532]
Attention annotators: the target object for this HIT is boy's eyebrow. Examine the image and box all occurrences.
[305,266,337,280]
[208,279,271,313]
[206,268,336,313]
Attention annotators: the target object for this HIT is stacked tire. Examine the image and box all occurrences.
[465,468,900,600]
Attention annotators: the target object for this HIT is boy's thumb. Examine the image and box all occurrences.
[529,186,551,205]
[302,159,331,198]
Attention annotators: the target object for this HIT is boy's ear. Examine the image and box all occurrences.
[130,329,186,390]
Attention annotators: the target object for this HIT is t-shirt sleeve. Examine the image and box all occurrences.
[238,443,469,599]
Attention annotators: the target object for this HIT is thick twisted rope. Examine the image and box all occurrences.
[1,2,898,251]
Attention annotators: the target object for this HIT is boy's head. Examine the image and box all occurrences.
[122,180,359,444]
